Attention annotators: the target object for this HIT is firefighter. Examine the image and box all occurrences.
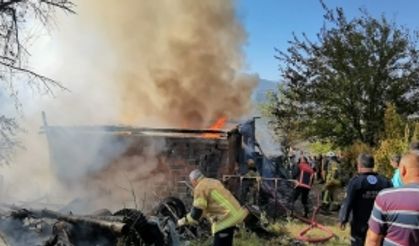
[244,159,260,205]
[322,152,341,211]
[177,169,248,246]
[246,159,259,177]
[290,156,315,217]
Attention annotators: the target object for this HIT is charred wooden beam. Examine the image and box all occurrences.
[40,125,228,136]
[10,208,125,235]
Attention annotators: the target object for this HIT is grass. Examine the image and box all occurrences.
[190,229,298,246]
[190,214,350,246]
[284,213,350,245]
[190,185,351,245]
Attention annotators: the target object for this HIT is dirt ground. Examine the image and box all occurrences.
[191,184,350,245]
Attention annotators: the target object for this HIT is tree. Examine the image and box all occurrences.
[383,103,404,139]
[374,104,409,177]
[413,122,419,141]
[267,3,419,147]
[0,0,74,164]
[308,140,334,155]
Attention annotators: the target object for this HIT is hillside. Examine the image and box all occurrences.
[253,79,279,103]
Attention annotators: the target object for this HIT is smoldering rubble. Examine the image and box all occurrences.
[0,196,280,246]
[0,197,184,246]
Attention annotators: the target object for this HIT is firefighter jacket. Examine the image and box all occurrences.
[245,169,260,177]
[292,162,315,189]
[188,177,248,234]
[325,159,340,188]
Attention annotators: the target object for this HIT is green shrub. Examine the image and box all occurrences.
[374,138,407,177]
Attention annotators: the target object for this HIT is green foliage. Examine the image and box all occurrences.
[373,104,412,177]
[374,139,407,177]
[341,141,372,178]
[308,141,335,154]
[346,141,372,158]
[383,104,404,139]
[412,123,419,141]
[267,4,419,147]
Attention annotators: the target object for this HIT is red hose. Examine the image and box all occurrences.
[266,188,336,243]
[292,193,336,243]
[222,175,337,243]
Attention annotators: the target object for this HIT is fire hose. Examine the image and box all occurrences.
[293,193,336,243]
[222,175,337,244]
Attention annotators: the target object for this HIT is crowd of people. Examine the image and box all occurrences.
[176,142,419,246]
[290,142,419,246]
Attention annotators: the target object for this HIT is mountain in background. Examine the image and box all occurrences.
[253,78,279,103]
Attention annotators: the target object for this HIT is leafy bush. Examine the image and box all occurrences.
[373,104,414,177]
[308,141,335,155]
[374,138,407,177]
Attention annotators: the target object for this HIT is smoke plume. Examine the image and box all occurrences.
[0,0,257,213]
[81,0,257,127]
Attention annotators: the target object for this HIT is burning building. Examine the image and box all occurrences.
[40,112,286,212]
[43,113,234,210]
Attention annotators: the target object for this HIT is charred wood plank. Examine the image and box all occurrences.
[10,208,125,235]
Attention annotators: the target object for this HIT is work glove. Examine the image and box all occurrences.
[177,217,187,227]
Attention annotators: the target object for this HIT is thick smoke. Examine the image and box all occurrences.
[82,0,258,127]
[0,0,257,213]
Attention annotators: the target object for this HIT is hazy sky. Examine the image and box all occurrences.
[237,0,419,81]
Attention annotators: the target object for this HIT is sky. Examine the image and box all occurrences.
[237,0,419,81]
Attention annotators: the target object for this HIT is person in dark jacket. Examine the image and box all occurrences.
[290,156,315,217]
[339,153,392,246]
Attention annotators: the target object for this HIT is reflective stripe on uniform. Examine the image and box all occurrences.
[210,190,248,234]
[193,197,207,209]
[297,163,314,189]
[211,207,248,234]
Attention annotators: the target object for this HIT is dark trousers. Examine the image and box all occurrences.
[350,226,367,246]
[213,227,235,246]
[350,232,366,246]
[291,187,310,216]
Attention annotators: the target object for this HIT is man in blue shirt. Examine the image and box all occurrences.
[339,153,392,246]
[390,154,403,187]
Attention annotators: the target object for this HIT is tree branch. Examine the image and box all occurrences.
[0,0,23,11]
[0,60,69,94]
[40,0,76,14]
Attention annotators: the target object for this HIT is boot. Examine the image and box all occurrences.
[303,206,309,218]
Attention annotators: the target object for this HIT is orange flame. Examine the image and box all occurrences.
[202,116,227,139]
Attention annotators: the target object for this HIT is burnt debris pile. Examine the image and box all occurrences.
[0,198,187,246]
